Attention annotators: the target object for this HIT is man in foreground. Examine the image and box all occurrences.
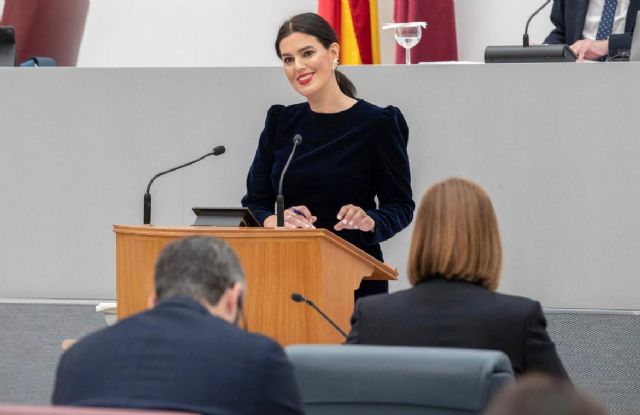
[52,236,304,415]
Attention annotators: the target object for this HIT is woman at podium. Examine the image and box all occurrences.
[241,13,414,298]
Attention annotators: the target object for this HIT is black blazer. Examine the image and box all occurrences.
[52,296,304,415]
[545,0,640,56]
[346,277,568,379]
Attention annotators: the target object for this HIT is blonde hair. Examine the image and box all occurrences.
[407,178,503,290]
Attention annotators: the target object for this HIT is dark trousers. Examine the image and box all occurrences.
[354,280,388,301]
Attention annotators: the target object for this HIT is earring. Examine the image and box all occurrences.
[332,58,339,70]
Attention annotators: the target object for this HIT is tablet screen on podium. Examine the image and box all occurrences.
[192,207,261,227]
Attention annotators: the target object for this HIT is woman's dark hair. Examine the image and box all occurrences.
[275,12,357,99]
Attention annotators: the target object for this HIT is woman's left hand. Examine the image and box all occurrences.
[334,204,375,232]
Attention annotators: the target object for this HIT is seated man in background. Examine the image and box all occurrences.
[52,236,304,415]
[346,178,568,378]
[545,0,639,60]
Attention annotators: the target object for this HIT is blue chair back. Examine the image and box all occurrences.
[286,345,514,415]
[20,56,57,67]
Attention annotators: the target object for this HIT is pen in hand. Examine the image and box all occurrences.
[291,208,306,217]
[288,207,317,228]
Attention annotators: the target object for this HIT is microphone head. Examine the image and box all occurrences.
[291,293,305,303]
[212,145,226,156]
[292,134,302,145]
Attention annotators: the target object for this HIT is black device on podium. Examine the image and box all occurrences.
[485,0,577,63]
[192,207,261,227]
[485,44,576,63]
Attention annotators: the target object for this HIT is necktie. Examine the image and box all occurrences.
[596,0,618,40]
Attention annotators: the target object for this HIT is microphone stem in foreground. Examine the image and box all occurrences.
[276,139,301,227]
[308,301,348,339]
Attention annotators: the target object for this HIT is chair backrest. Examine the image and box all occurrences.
[0,405,197,415]
[0,25,16,67]
[19,56,57,67]
[286,344,514,415]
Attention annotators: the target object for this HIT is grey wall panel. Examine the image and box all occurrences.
[0,65,639,309]
[545,309,640,415]
[0,303,107,404]
[1,303,636,413]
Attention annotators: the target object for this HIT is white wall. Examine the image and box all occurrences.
[78,0,316,67]
[76,0,556,66]
[2,64,640,310]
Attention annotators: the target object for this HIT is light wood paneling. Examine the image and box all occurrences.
[114,225,397,345]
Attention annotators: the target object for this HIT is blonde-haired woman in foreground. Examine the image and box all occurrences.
[346,177,568,378]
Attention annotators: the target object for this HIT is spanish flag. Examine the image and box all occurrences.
[318,0,381,64]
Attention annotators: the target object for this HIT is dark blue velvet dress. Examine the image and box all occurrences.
[242,99,414,298]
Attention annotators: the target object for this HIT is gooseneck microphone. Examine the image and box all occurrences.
[291,292,348,339]
[143,145,226,225]
[485,0,574,63]
[523,0,552,46]
[276,134,303,227]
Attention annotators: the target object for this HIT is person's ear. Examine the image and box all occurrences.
[329,42,340,61]
[147,293,157,310]
[227,282,244,319]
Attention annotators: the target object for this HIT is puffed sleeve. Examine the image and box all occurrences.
[241,105,284,225]
[524,301,570,379]
[364,106,415,244]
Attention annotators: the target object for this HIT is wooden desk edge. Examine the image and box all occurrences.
[113,225,398,281]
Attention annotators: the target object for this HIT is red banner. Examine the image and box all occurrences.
[0,0,89,66]
[394,0,458,63]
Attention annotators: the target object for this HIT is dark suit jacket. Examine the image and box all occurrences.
[545,0,640,56]
[346,277,568,379]
[52,296,304,415]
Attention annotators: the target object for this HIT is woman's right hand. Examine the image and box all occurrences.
[263,205,317,228]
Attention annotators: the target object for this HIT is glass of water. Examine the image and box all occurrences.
[382,22,427,65]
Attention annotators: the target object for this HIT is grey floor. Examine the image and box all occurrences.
[0,304,638,415]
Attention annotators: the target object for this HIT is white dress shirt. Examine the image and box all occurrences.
[583,0,631,40]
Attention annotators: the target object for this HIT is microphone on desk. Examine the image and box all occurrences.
[143,145,226,225]
[276,134,303,227]
[523,0,552,46]
[485,0,574,62]
[291,292,348,339]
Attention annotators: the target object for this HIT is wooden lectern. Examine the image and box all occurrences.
[114,225,397,346]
